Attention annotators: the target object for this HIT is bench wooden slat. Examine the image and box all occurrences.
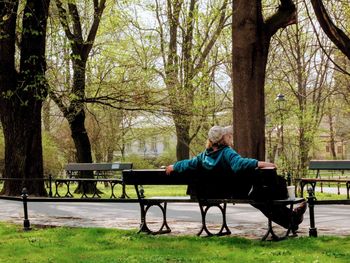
[122,169,193,185]
[65,162,133,172]
[122,169,237,185]
[309,160,350,170]
[299,178,349,183]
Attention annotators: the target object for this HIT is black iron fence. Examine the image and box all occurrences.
[0,175,128,199]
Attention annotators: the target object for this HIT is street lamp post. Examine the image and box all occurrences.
[275,93,286,174]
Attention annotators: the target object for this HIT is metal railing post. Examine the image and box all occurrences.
[307,187,317,237]
[287,172,292,186]
[21,188,31,231]
[48,174,52,197]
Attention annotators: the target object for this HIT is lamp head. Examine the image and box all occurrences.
[275,93,285,102]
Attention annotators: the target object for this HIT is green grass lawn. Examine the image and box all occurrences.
[306,192,348,200]
[50,183,189,198]
[0,222,349,263]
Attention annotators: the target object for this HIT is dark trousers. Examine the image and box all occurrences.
[232,169,292,229]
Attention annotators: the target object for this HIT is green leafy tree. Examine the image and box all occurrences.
[49,0,106,170]
[266,3,334,177]
[123,0,230,160]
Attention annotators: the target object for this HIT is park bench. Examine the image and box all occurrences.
[54,162,133,198]
[122,169,305,241]
[298,160,350,199]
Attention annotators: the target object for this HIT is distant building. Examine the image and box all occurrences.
[311,112,350,160]
[114,113,177,159]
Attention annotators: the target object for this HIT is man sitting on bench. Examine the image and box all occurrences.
[166,125,307,231]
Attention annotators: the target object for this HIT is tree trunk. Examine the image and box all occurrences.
[68,57,92,166]
[69,59,95,193]
[231,0,296,160]
[0,0,50,196]
[69,110,93,166]
[1,104,46,196]
[298,129,310,178]
[232,2,269,160]
[43,99,51,132]
[328,110,337,159]
[175,121,191,160]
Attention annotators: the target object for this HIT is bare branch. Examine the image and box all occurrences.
[194,0,228,72]
[304,1,350,76]
[155,0,167,68]
[55,0,75,41]
[84,0,106,57]
[48,89,69,116]
[310,0,350,60]
[68,3,83,42]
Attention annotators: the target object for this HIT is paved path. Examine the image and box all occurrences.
[1,199,349,239]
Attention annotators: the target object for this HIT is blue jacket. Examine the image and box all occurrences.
[173,146,258,174]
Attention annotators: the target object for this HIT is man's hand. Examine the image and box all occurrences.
[165,165,174,175]
[257,161,277,169]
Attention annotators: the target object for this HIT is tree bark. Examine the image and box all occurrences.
[327,109,337,159]
[0,0,50,196]
[69,110,93,165]
[231,0,296,160]
[174,120,191,160]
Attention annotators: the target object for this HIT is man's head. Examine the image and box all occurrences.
[222,125,233,147]
[208,126,224,144]
[223,125,233,135]
[208,125,233,147]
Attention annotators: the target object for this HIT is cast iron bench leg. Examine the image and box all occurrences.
[197,202,231,237]
[91,181,101,198]
[138,202,171,235]
[65,181,74,198]
[261,203,297,241]
[110,181,117,199]
[120,182,129,199]
[54,181,61,197]
[81,182,88,198]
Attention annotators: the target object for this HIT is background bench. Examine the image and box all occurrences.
[122,169,305,241]
[64,162,133,178]
[55,162,133,198]
[299,160,350,198]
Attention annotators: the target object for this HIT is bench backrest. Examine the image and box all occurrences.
[309,160,350,170]
[65,163,133,172]
[122,169,251,199]
[122,169,194,185]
